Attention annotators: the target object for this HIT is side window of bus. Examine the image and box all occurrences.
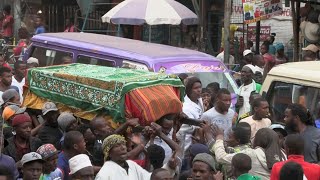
[268,82,293,122]
[30,47,73,66]
[268,81,320,122]
[77,55,115,67]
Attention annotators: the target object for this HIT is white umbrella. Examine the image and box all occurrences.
[101,0,198,41]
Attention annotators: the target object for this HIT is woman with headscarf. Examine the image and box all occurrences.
[95,134,151,180]
[4,114,42,162]
[253,128,286,170]
[208,125,286,180]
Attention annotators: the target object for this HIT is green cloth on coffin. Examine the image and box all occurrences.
[27,63,185,123]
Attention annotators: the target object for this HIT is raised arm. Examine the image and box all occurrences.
[150,122,182,157]
[114,118,140,135]
[210,124,234,164]
[127,133,150,160]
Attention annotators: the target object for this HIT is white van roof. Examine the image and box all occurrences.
[268,61,320,83]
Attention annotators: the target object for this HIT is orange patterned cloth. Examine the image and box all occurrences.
[125,85,182,126]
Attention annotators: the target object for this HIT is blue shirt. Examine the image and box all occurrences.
[315,119,320,128]
[40,168,63,180]
[35,26,45,34]
[57,152,69,180]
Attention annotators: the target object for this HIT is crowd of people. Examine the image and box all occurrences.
[0,55,318,180]
[0,3,319,180]
[0,4,75,64]
[217,24,319,74]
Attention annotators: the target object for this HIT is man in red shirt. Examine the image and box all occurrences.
[2,5,14,43]
[270,134,320,180]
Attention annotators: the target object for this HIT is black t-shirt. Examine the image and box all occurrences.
[38,125,63,150]
[3,126,13,139]
[92,139,104,166]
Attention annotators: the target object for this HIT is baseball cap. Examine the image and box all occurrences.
[36,144,58,160]
[2,105,26,121]
[243,49,253,56]
[42,102,58,115]
[21,152,44,166]
[2,89,19,104]
[193,153,216,172]
[269,123,285,130]
[302,44,319,53]
[269,124,288,137]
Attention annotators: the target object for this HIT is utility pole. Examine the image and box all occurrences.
[255,21,260,55]
[13,0,21,39]
[223,0,232,64]
[201,0,207,52]
[291,0,299,61]
[197,0,201,50]
[198,0,206,52]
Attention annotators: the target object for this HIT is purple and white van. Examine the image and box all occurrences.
[24,32,238,103]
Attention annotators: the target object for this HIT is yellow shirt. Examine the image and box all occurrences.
[221,24,239,48]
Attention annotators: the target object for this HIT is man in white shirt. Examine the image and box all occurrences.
[236,65,261,117]
[11,61,26,103]
[178,76,204,152]
[201,88,236,136]
[239,98,271,141]
[216,51,235,66]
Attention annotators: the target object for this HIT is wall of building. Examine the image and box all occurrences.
[231,0,293,45]
[259,7,293,45]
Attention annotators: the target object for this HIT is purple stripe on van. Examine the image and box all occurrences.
[154,61,227,73]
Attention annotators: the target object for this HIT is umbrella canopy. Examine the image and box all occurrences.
[101,0,198,25]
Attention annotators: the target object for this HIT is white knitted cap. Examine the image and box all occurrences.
[69,154,92,175]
